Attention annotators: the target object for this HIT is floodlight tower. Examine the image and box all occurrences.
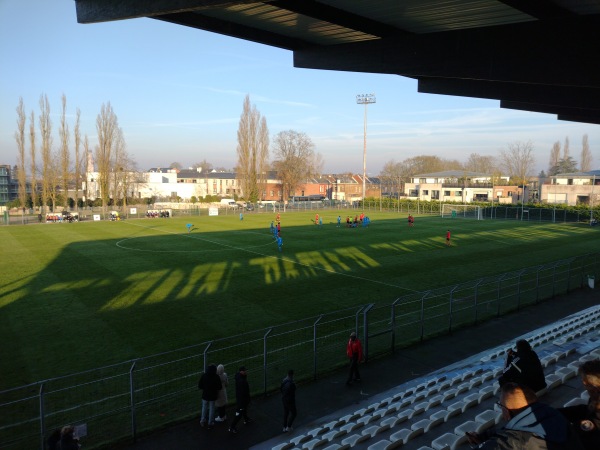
[356,93,376,206]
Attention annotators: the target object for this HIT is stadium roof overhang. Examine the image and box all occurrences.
[75,0,600,125]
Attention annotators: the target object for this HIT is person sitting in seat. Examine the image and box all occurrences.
[559,359,600,450]
[466,382,583,449]
[499,339,547,393]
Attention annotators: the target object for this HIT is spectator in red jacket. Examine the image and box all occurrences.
[346,332,363,385]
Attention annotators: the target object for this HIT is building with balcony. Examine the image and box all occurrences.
[541,170,600,206]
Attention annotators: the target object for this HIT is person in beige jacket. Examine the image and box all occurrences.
[215,364,229,422]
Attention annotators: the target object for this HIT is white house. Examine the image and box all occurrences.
[541,170,600,206]
[403,171,511,203]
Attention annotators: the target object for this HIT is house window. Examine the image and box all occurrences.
[270,190,274,196]
[444,191,451,196]
[423,190,429,196]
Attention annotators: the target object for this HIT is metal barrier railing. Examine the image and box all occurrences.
[0,252,597,450]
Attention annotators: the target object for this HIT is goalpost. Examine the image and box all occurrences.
[441,204,483,220]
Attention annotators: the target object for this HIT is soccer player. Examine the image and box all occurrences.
[186,223,194,233]
[239,212,244,221]
[276,235,283,252]
[315,213,319,225]
[446,229,451,246]
[337,216,341,227]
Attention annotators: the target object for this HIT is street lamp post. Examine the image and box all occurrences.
[356,93,376,207]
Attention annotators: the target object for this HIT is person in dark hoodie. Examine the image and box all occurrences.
[281,369,297,432]
[228,366,252,434]
[466,382,583,449]
[198,364,222,429]
[499,339,547,393]
[558,359,600,450]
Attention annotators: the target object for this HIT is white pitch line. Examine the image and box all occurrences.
[117,220,420,293]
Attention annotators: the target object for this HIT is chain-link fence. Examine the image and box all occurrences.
[1,252,597,449]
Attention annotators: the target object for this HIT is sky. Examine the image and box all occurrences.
[1,0,599,176]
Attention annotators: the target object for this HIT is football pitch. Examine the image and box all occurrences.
[0,211,598,390]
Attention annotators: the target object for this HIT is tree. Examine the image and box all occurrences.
[46,151,61,211]
[73,108,82,206]
[548,141,561,175]
[39,94,53,213]
[499,140,536,190]
[272,130,320,200]
[59,94,70,209]
[379,160,409,195]
[563,136,570,161]
[14,97,27,211]
[193,159,213,173]
[169,162,182,170]
[551,156,578,175]
[464,153,496,173]
[83,135,91,200]
[29,110,37,210]
[236,95,269,201]
[581,134,592,172]
[401,155,462,175]
[95,102,119,211]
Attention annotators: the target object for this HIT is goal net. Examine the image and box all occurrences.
[441,204,483,220]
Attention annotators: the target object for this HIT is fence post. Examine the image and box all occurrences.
[263,328,272,395]
[420,291,431,341]
[313,315,323,380]
[552,263,557,297]
[497,274,507,317]
[391,298,401,352]
[129,361,137,443]
[535,266,541,303]
[355,306,365,336]
[39,383,45,450]
[517,269,525,310]
[449,286,458,333]
[363,304,374,361]
[474,279,483,323]
[202,342,213,373]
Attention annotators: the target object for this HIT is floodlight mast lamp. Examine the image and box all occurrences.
[357,93,376,206]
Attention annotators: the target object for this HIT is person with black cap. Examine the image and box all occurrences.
[228,366,252,434]
[346,331,364,385]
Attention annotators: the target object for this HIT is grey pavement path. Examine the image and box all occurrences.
[115,288,599,450]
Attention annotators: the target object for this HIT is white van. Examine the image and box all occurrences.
[220,198,235,205]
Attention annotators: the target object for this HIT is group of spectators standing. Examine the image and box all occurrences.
[196,332,365,436]
[466,339,600,449]
[197,364,297,435]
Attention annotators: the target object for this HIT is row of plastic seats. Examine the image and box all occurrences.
[277,365,507,450]
[363,409,502,450]
[275,378,501,450]
[272,310,599,450]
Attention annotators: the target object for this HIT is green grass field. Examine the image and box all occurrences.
[1,210,598,390]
